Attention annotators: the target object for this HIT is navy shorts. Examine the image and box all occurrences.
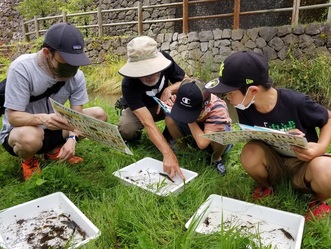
[2,129,65,156]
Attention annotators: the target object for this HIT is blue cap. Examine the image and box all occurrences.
[44,23,91,66]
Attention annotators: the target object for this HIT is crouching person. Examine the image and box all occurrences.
[166,78,232,175]
[0,23,107,180]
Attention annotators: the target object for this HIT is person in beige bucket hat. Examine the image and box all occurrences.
[117,36,188,179]
[118,36,172,78]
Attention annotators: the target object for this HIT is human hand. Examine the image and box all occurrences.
[161,87,176,107]
[42,113,73,131]
[162,153,185,180]
[55,140,77,161]
[287,129,305,137]
[292,142,325,161]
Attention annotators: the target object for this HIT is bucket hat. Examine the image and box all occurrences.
[119,36,172,78]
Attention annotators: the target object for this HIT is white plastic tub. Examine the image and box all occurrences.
[113,157,198,196]
[185,194,305,249]
[0,192,100,249]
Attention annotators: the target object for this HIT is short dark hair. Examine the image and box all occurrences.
[238,80,273,95]
[42,42,56,55]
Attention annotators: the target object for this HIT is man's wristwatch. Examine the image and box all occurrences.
[66,135,79,143]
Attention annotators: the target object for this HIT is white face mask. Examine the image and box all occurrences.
[234,92,255,110]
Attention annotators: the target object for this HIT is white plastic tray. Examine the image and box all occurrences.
[112,157,198,196]
[185,194,305,249]
[0,192,100,249]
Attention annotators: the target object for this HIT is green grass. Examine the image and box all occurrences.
[82,54,126,96]
[0,98,331,249]
[269,53,331,109]
[1,49,331,248]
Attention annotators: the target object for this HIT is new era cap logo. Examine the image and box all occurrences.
[219,61,254,85]
[219,62,224,76]
[72,45,82,50]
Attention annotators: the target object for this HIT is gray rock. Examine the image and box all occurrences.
[259,27,278,42]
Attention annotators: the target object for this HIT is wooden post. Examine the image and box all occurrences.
[137,2,143,35]
[97,6,103,37]
[62,11,67,23]
[34,16,40,38]
[327,0,331,22]
[22,21,29,42]
[233,0,240,29]
[183,0,188,34]
[291,0,301,26]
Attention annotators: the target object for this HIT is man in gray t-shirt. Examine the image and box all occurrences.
[0,23,107,180]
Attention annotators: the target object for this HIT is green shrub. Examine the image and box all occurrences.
[270,54,331,108]
[82,54,125,95]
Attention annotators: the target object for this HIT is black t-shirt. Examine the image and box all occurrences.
[121,52,185,111]
[238,88,328,142]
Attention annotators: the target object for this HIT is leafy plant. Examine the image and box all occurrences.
[0,56,10,80]
[269,53,331,108]
[82,52,125,95]
[16,0,64,19]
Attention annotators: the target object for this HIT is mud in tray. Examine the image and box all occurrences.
[0,192,100,249]
[185,194,305,249]
[112,157,198,196]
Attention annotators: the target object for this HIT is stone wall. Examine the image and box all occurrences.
[99,0,177,37]
[0,0,22,44]
[9,23,331,79]
[0,0,180,44]
[81,23,331,79]
[2,1,331,80]
[1,0,328,44]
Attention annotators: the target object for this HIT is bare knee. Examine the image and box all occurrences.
[83,107,107,121]
[9,127,44,155]
[306,158,331,199]
[240,142,265,171]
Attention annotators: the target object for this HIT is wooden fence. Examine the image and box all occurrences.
[22,0,331,42]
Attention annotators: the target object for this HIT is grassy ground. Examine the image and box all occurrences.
[0,98,331,249]
[1,52,331,248]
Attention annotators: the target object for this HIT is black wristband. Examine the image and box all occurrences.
[66,135,79,143]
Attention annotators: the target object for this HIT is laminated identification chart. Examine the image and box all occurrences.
[50,99,132,155]
[202,124,308,157]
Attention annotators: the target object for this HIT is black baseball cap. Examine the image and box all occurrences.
[44,23,91,66]
[171,78,211,123]
[205,51,272,94]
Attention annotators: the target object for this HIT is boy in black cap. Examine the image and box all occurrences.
[0,23,107,180]
[167,78,232,175]
[206,50,331,220]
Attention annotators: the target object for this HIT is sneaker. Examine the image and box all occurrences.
[252,186,273,200]
[305,200,331,221]
[213,160,226,176]
[44,147,83,164]
[22,156,41,180]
